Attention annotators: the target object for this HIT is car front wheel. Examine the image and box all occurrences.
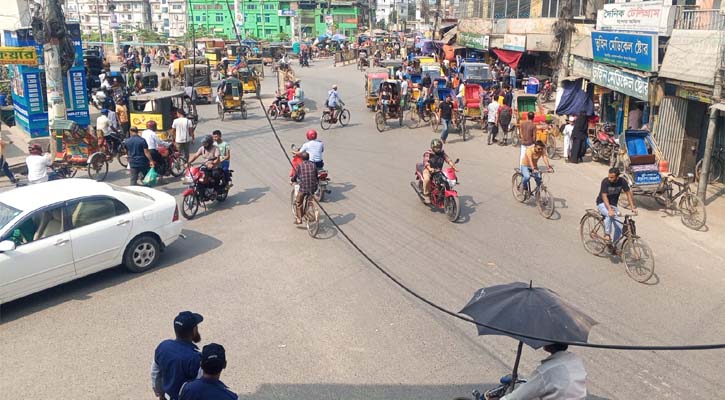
[123,235,160,273]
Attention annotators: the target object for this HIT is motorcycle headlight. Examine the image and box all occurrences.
[447,178,456,186]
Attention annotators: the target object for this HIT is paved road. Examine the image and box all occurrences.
[1,58,724,399]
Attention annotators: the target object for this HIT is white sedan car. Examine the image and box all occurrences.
[0,179,184,305]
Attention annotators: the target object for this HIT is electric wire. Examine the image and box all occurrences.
[220,0,725,351]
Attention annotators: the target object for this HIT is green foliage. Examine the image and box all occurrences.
[278,31,290,41]
[376,19,386,30]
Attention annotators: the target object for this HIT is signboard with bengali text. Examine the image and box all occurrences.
[457,32,489,51]
[596,1,674,35]
[591,62,649,100]
[591,31,658,72]
[0,46,38,66]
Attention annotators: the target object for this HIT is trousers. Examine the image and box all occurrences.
[598,203,621,243]
[422,168,432,196]
[294,191,310,221]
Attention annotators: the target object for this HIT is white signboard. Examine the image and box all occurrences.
[596,1,675,36]
[502,34,526,52]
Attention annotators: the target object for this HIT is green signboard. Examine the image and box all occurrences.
[457,32,489,51]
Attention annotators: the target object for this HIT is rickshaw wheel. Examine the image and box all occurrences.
[88,154,109,182]
[241,108,248,120]
[461,119,468,141]
[117,147,128,168]
[398,111,404,127]
[217,104,225,121]
[375,111,386,132]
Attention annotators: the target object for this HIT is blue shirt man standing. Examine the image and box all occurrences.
[151,311,204,400]
[179,343,238,400]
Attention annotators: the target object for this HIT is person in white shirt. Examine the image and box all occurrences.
[487,98,500,145]
[25,143,53,184]
[501,343,586,400]
[400,78,409,108]
[142,120,165,174]
[96,109,111,137]
[171,109,194,160]
[562,116,575,161]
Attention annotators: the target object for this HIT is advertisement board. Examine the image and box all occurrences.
[503,34,526,52]
[0,46,38,66]
[596,1,674,36]
[591,63,649,100]
[64,66,90,125]
[457,32,489,51]
[591,31,658,72]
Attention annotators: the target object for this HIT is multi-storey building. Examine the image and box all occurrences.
[69,0,187,39]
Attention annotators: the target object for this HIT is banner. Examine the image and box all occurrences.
[591,31,658,72]
[596,1,674,35]
[457,32,489,51]
[502,34,526,52]
[0,46,38,66]
[591,63,649,101]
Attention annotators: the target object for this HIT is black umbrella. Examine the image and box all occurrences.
[460,282,597,388]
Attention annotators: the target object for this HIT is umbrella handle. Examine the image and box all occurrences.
[510,341,524,392]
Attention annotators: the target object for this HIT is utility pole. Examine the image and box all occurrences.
[432,0,441,40]
[697,28,724,199]
[552,0,574,86]
[95,0,104,43]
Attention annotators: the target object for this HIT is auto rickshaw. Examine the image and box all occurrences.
[374,80,404,132]
[421,63,443,81]
[184,64,212,104]
[460,62,494,89]
[365,70,389,110]
[129,90,196,140]
[237,67,261,98]
[247,57,265,78]
[217,77,248,121]
[204,47,225,71]
[141,72,158,92]
[380,59,403,79]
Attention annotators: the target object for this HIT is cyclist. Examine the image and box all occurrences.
[294,129,324,169]
[326,85,344,120]
[291,152,318,225]
[596,167,637,245]
[520,140,553,194]
[421,139,457,204]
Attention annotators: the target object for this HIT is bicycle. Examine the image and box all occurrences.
[579,210,655,283]
[695,144,723,184]
[406,101,439,132]
[653,173,707,230]
[290,184,320,238]
[511,168,555,218]
[320,106,351,130]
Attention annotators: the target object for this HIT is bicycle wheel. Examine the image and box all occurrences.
[117,146,128,168]
[320,111,332,130]
[679,193,707,230]
[579,212,607,256]
[461,119,468,141]
[375,111,386,132]
[622,238,655,283]
[339,109,351,126]
[511,172,526,203]
[430,113,440,132]
[87,154,109,182]
[546,133,557,158]
[407,108,421,129]
[305,201,320,237]
[290,187,298,218]
[695,157,722,184]
[536,186,555,219]
[511,126,520,146]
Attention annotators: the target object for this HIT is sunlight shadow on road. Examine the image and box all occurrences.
[0,230,222,324]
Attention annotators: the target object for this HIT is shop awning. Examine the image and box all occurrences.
[441,27,458,45]
[492,48,523,69]
[659,29,722,87]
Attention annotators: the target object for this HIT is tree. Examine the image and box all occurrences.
[278,31,290,41]
[136,28,165,43]
[376,19,387,30]
[183,25,213,46]
[389,10,398,25]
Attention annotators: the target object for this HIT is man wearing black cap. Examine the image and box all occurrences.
[179,343,238,400]
[151,311,204,400]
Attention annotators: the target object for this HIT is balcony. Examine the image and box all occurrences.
[675,9,725,30]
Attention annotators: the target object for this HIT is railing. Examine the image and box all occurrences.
[675,9,725,30]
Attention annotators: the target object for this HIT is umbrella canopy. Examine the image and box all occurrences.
[332,33,348,42]
[460,282,597,349]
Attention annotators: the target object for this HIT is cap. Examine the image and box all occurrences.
[201,343,226,367]
[101,108,109,115]
[173,311,203,333]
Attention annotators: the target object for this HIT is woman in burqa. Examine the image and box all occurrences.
[569,111,589,163]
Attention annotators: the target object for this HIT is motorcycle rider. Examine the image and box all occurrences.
[142,121,165,174]
[422,139,457,204]
[294,129,324,169]
[212,130,231,188]
[287,80,304,111]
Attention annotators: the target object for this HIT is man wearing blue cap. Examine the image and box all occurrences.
[179,343,238,400]
[151,311,204,400]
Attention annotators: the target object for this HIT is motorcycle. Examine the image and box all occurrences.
[538,80,554,102]
[299,56,309,68]
[268,95,306,122]
[155,141,186,178]
[290,144,331,202]
[410,159,461,222]
[180,164,233,219]
[472,375,527,400]
[590,123,619,166]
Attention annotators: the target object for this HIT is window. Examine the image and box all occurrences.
[246,4,256,9]
[264,15,271,23]
[172,5,182,10]
[265,29,273,35]
[4,205,65,246]
[216,14,224,22]
[256,14,261,22]
[0,202,21,233]
[65,198,128,230]
[264,4,276,10]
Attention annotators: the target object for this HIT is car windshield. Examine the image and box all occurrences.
[108,183,155,201]
[465,66,489,80]
[0,202,21,232]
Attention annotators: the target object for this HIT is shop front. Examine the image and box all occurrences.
[590,62,652,136]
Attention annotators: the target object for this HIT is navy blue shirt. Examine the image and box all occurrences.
[125,135,149,169]
[180,378,238,400]
[154,339,201,399]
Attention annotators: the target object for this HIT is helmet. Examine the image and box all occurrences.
[146,120,157,130]
[306,129,318,140]
[332,84,338,90]
[430,138,443,153]
[202,135,214,148]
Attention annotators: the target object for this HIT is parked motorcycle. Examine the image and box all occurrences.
[590,123,619,166]
[268,95,306,122]
[410,159,461,222]
[290,144,330,202]
[180,164,233,219]
[156,141,186,178]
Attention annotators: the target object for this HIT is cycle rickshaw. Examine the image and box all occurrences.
[53,119,110,181]
[364,70,389,110]
[217,77,248,121]
[374,80,404,132]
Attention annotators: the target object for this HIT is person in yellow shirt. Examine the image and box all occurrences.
[520,140,553,193]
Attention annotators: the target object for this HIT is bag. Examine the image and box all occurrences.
[142,167,158,187]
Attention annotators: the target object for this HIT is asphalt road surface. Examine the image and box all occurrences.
[1,58,724,400]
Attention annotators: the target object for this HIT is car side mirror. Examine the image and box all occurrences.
[0,240,16,253]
